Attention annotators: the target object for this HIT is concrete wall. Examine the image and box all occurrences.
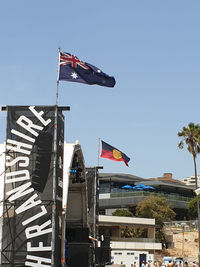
[99,215,155,226]
[110,241,162,250]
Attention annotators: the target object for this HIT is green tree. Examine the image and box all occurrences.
[135,195,176,248]
[112,209,133,217]
[178,122,200,264]
[136,195,175,227]
[178,123,200,189]
[188,195,200,219]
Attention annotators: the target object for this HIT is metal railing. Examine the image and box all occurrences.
[110,236,160,243]
[109,191,193,202]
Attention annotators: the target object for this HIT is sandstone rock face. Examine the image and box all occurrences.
[155,231,198,264]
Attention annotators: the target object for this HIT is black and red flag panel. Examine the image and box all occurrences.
[100,140,130,166]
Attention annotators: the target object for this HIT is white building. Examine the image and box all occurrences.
[182,175,200,187]
[98,215,162,267]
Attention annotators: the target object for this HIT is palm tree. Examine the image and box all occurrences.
[178,122,200,264]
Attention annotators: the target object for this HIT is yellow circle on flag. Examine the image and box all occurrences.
[113,149,122,159]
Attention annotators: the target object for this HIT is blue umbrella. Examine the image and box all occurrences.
[132,184,146,189]
[144,185,155,190]
[122,185,133,189]
[132,187,143,190]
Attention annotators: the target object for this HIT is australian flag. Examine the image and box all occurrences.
[59,52,116,88]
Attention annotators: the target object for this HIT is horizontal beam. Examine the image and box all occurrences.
[1,105,70,111]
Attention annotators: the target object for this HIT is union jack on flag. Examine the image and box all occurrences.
[59,52,89,70]
[58,51,116,88]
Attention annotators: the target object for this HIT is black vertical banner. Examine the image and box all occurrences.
[1,106,64,267]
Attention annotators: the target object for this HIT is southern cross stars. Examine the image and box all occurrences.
[71,72,78,79]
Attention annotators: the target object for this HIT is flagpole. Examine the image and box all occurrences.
[56,47,61,106]
[97,138,101,167]
[56,47,68,266]
[52,47,61,266]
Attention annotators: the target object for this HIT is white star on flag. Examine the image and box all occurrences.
[71,72,78,79]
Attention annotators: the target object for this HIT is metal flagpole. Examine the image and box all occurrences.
[97,138,101,167]
[51,47,61,266]
[56,47,61,106]
[56,48,67,266]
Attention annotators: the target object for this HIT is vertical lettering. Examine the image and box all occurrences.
[7,182,33,202]
[11,129,35,143]
[25,255,51,267]
[25,220,52,239]
[6,155,29,167]
[29,106,51,126]
[27,242,52,251]
[6,139,32,155]
[16,194,41,214]
[5,170,30,183]
[17,116,43,136]
[22,205,47,226]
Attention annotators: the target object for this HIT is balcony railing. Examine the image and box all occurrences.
[108,191,193,202]
[110,237,160,243]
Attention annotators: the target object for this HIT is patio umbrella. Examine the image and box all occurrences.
[122,184,133,189]
[144,185,155,190]
[132,184,146,190]
[132,187,143,190]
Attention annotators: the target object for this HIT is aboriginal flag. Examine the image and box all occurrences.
[100,140,130,166]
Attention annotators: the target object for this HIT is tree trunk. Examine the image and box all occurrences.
[193,155,200,266]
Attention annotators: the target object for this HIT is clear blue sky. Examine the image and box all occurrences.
[0,1,200,181]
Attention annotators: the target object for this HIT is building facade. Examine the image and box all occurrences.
[182,175,200,187]
[99,173,195,220]
[98,215,162,267]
